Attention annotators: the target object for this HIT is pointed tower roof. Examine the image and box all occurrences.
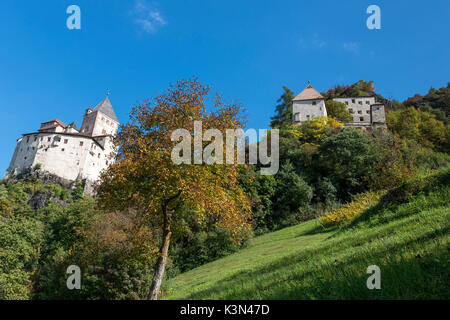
[293,84,324,101]
[93,95,118,122]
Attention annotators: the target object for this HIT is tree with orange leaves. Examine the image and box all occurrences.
[97,79,252,300]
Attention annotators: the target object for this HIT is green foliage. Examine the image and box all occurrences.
[0,215,44,299]
[163,169,450,300]
[387,107,449,152]
[325,100,353,123]
[270,86,294,129]
[319,128,380,199]
[170,227,247,276]
[296,116,343,145]
[403,83,449,118]
[238,167,276,234]
[271,161,313,229]
[72,182,84,200]
[323,79,378,100]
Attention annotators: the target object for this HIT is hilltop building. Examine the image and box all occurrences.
[292,84,327,122]
[292,83,386,128]
[3,95,119,193]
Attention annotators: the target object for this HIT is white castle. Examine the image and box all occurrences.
[3,95,119,191]
[292,84,386,127]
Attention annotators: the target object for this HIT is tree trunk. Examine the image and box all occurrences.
[147,206,172,300]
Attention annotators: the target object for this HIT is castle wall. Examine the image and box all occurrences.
[80,111,118,137]
[332,97,375,124]
[293,99,327,123]
[371,105,386,124]
[80,136,116,182]
[5,134,39,175]
[4,132,116,184]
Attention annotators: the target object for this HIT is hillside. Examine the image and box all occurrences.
[162,169,450,299]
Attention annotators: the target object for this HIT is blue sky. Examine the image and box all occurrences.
[0,0,449,174]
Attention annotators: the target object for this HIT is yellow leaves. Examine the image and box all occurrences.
[319,191,384,226]
[0,199,13,216]
[296,116,343,145]
[97,78,252,244]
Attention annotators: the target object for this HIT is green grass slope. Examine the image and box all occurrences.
[163,170,450,299]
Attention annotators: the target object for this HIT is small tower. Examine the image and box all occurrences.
[292,83,327,123]
[80,95,119,137]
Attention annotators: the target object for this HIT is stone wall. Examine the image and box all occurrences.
[293,99,327,123]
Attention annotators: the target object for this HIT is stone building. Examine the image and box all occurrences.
[293,83,386,128]
[3,95,119,193]
[292,84,327,123]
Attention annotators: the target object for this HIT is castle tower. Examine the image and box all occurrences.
[3,95,120,195]
[292,84,327,123]
[80,95,119,137]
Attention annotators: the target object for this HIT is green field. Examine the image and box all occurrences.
[163,170,450,299]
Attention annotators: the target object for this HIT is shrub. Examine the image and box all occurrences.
[319,192,383,226]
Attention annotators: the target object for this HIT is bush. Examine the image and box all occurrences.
[170,226,250,275]
[319,192,383,226]
[319,128,380,200]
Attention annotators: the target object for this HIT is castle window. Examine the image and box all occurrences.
[34,137,37,142]
[349,108,353,113]
[48,137,51,142]
[358,101,362,105]
[358,110,362,114]
[352,99,355,103]
[80,141,84,146]
[62,148,65,152]
[40,137,43,141]
[366,110,370,114]
[26,137,29,143]
[24,156,27,160]
[306,115,310,120]
[98,153,100,158]
[64,139,68,144]
[366,101,370,104]
[312,101,316,105]
[360,117,364,121]
[345,101,349,105]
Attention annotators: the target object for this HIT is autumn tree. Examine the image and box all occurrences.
[97,79,252,300]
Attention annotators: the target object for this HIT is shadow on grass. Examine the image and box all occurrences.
[181,224,448,300]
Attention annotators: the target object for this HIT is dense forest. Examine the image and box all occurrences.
[1,79,449,299]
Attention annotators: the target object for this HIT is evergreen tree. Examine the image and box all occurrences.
[270,86,294,128]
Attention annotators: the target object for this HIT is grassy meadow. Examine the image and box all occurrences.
[162,169,450,299]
